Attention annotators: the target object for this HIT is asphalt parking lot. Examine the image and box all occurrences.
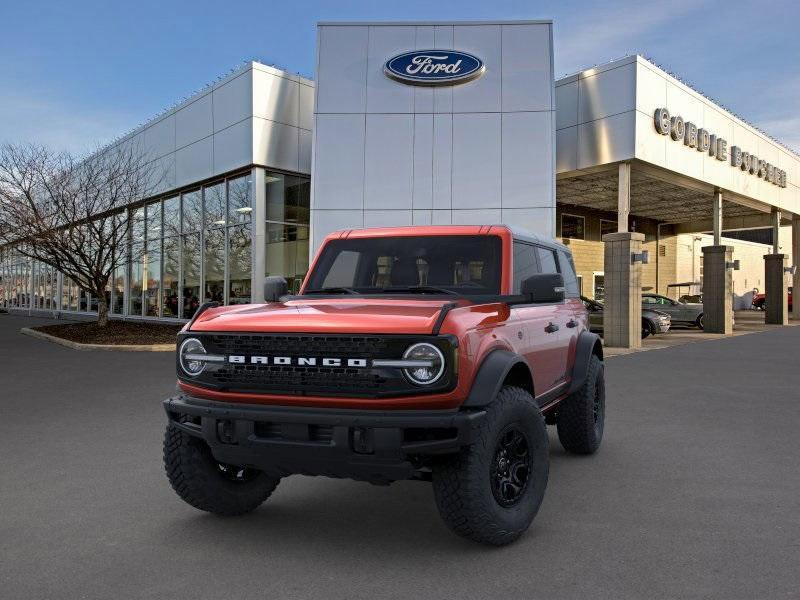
[1,314,799,600]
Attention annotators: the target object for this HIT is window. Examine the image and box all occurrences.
[512,242,539,293]
[204,182,226,227]
[129,243,143,316]
[642,296,658,305]
[146,201,161,240]
[163,196,180,237]
[162,236,179,317]
[144,241,161,317]
[557,250,580,298]
[305,236,502,295]
[228,175,252,225]
[204,227,225,303]
[181,233,201,319]
[536,247,559,274]
[266,173,310,224]
[112,264,124,315]
[561,214,585,240]
[182,189,201,233]
[600,219,617,237]
[228,224,251,304]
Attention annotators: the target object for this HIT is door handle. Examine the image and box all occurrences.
[545,322,559,333]
[566,319,578,328]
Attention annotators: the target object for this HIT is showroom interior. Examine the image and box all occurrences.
[1,21,799,348]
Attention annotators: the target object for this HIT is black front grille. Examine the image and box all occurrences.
[179,333,456,398]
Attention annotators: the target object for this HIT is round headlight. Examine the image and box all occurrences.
[179,337,207,377]
[403,342,445,386]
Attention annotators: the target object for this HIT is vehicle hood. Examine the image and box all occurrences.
[186,298,464,334]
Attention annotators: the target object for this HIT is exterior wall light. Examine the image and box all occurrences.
[726,260,741,271]
[631,250,650,264]
[785,265,797,275]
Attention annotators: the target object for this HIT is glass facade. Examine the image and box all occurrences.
[0,169,311,318]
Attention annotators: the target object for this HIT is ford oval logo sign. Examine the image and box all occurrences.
[384,50,485,86]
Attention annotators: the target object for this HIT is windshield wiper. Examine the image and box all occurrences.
[304,287,360,295]
[380,285,458,295]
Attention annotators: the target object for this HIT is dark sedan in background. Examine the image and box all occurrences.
[582,296,671,339]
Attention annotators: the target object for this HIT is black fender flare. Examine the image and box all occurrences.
[566,331,603,396]
[463,349,531,408]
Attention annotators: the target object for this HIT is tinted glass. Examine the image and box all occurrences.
[536,247,558,274]
[228,175,252,225]
[182,190,201,233]
[204,182,226,228]
[229,224,251,304]
[162,236,179,317]
[129,243,143,315]
[204,227,225,302]
[144,241,161,317]
[513,242,540,293]
[145,201,161,240]
[181,233,201,318]
[558,250,580,298]
[561,214,585,240]
[163,196,180,237]
[305,236,502,295]
[266,223,309,294]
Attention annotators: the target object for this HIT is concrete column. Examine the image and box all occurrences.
[617,163,631,233]
[601,231,644,348]
[772,208,781,254]
[792,216,800,321]
[764,253,788,325]
[712,189,723,246]
[701,246,733,334]
[251,167,267,303]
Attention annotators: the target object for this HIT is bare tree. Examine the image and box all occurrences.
[0,142,163,326]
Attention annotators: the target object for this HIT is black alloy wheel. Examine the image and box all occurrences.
[490,425,532,507]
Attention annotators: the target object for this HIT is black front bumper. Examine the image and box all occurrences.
[163,395,485,483]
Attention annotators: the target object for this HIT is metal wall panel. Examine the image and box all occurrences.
[366,26,415,114]
[316,26,369,114]
[175,93,213,149]
[502,111,553,208]
[213,72,253,131]
[298,129,312,174]
[175,137,213,188]
[311,209,364,249]
[556,126,578,172]
[431,113,453,210]
[214,118,253,175]
[452,25,502,114]
[577,112,636,170]
[253,117,300,173]
[312,113,365,211]
[502,24,552,112]
[502,207,554,237]
[144,115,175,160]
[364,114,414,210]
[578,62,636,124]
[412,114,434,210]
[364,209,413,227]
[253,69,300,127]
[452,113,502,209]
[299,84,314,131]
[555,81,579,130]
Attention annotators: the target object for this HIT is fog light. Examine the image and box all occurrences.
[403,343,445,386]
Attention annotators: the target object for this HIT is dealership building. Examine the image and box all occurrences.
[2,20,799,347]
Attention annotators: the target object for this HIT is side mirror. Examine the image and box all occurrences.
[521,273,565,304]
[263,276,288,302]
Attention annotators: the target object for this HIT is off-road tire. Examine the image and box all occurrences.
[164,422,280,516]
[432,386,549,546]
[556,354,605,455]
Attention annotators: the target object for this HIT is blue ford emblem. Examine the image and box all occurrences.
[384,50,485,86]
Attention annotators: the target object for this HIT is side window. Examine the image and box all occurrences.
[512,242,539,293]
[536,247,558,274]
[321,250,360,288]
[557,250,580,298]
[642,296,657,305]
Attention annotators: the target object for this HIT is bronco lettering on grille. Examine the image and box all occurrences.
[227,355,369,368]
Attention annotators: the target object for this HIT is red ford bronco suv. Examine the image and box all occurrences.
[163,225,604,545]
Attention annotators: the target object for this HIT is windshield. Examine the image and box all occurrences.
[304,235,502,296]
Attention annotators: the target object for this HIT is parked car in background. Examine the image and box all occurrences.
[642,293,705,329]
[582,296,670,339]
[752,287,793,311]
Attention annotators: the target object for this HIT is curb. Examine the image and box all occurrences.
[20,328,175,352]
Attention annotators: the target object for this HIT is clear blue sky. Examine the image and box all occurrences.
[1,0,798,153]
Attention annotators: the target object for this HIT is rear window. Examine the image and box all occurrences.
[305,235,502,295]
